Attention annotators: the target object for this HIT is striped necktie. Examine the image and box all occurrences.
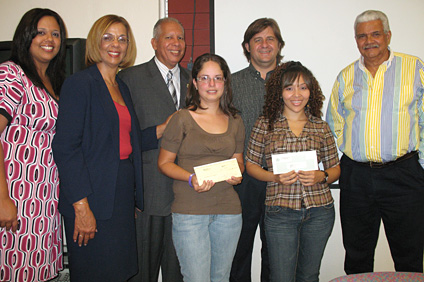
[167,70,178,110]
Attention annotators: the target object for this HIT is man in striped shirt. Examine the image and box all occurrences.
[326,10,424,274]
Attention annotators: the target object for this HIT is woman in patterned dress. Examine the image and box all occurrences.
[0,8,67,282]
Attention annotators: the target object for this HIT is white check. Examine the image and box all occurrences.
[194,158,242,184]
[271,151,318,174]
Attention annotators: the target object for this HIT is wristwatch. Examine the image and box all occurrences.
[320,170,328,184]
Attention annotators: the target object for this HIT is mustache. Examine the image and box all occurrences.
[363,44,379,50]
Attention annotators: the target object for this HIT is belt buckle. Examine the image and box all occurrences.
[369,161,385,168]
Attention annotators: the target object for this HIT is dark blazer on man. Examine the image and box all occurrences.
[52,64,157,220]
[118,57,190,216]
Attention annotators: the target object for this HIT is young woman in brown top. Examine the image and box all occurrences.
[158,53,245,282]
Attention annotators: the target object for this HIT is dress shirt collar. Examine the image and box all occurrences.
[247,63,275,81]
[359,47,394,71]
[154,56,180,82]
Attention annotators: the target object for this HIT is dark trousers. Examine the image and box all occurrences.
[230,172,270,282]
[65,159,137,282]
[129,213,183,282]
[339,154,424,274]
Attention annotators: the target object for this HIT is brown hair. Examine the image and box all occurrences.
[242,18,285,64]
[263,61,324,130]
[186,53,238,117]
[85,14,136,69]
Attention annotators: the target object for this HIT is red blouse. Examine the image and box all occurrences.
[114,101,132,159]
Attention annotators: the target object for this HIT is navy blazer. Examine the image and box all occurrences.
[52,64,157,220]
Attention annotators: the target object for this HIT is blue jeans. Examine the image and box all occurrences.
[231,172,269,282]
[265,204,335,282]
[172,213,242,282]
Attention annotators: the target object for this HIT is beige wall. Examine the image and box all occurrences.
[0,0,161,64]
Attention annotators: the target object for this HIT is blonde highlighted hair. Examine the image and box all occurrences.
[85,14,136,69]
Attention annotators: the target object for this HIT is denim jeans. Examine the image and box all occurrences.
[265,204,335,282]
[231,172,269,282]
[172,213,242,282]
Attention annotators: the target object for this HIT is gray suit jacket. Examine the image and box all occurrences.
[119,57,190,216]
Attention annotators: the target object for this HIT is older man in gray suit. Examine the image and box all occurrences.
[118,17,189,282]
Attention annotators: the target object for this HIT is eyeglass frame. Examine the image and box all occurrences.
[102,33,129,44]
[196,75,226,84]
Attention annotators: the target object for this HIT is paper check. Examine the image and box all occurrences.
[194,158,242,184]
[271,150,318,174]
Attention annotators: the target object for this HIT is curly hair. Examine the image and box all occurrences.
[263,61,324,130]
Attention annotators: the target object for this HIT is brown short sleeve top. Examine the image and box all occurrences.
[161,109,245,214]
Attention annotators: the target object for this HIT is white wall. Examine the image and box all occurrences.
[215,0,424,113]
[0,0,160,64]
[215,0,424,281]
[248,191,394,281]
[1,1,422,281]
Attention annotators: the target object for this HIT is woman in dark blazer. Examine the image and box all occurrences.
[52,15,156,282]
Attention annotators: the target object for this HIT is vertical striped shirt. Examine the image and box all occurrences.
[154,56,181,104]
[326,50,424,166]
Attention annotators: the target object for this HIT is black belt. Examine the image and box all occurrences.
[353,151,418,168]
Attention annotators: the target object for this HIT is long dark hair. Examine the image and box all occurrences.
[10,8,67,96]
[185,53,238,117]
[264,61,324,130]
